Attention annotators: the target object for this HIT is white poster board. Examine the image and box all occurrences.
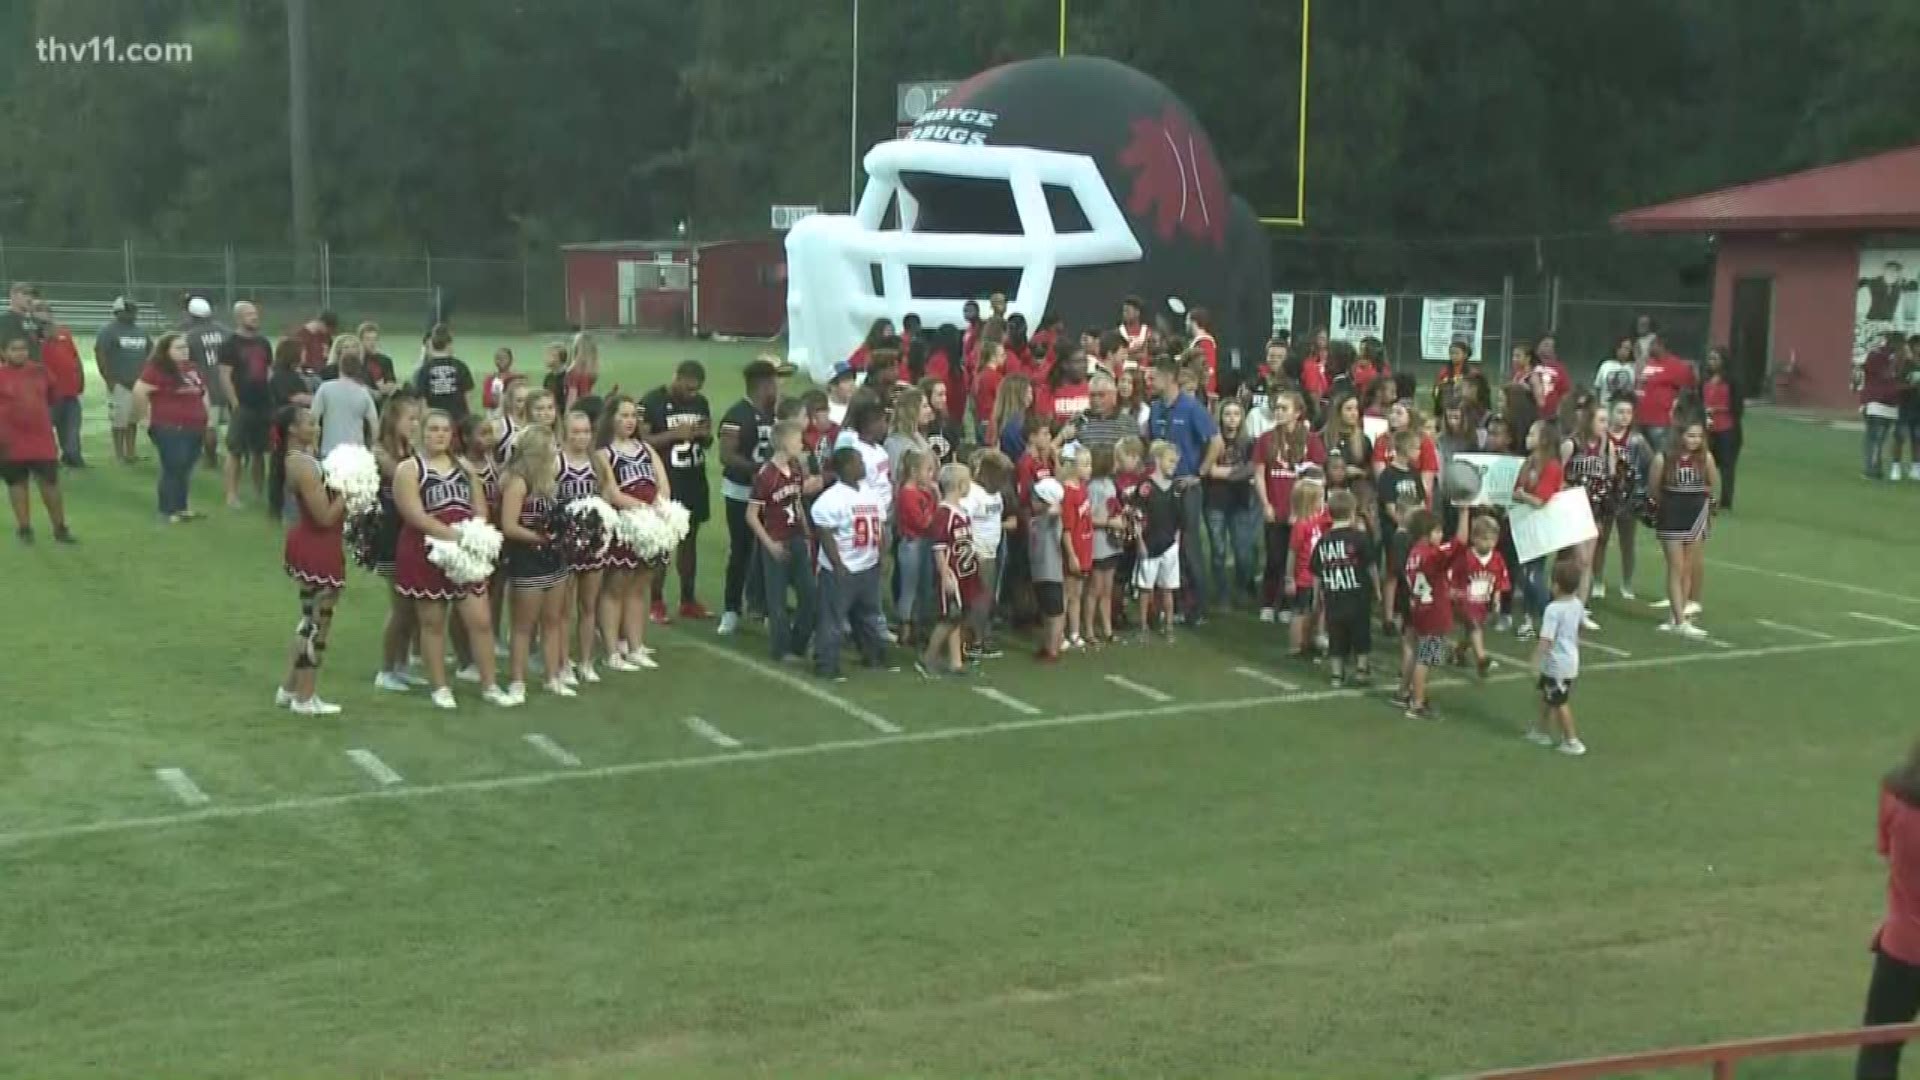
[1361,416,1389,443]
[1270,292,1294,338]
[1454,453,1523,507]
[1508,487,1597,564]
[1330,294,1386,343]
[1854,248,1920,366]
[1420,298,1485,361]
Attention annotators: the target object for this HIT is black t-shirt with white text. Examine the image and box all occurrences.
[639,386,713,486]
[1311,525,1375,615]
[1376,462,1422,528]
[416,354,474,419]
[718,397,774,496]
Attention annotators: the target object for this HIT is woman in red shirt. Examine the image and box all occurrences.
[1510,419,1565,640]
[1701,346,1744,511]
[1253,390,1325,620]
[971,340,1007,444]
[0,332,74,542]
[1860,742,1920,1080]
[847,318,894,373]
[132,332,210,523]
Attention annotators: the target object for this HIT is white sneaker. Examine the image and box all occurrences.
[292,696,342,716]
[1894,463,1906,481]
[1524,728,1555,747]
[1581,615,1601,632]
[429,687,457,710]
[505,681,528,706]
[1315,633,1330,651]
[631,649,660,670]
[1515,618,1536,641]
[1675,621,1709,640]
[1683,600,1702,618]
[1649,598,1671,610]
[1590,583,1607,601]
[1258,607,1276,624]
[1656,621,1675,634]
[606,655,641,672]
[717,611,741,635]
[1558,738,1588,757]
[1278,608,1295,625]
[482,684,518,708]
[1618,585,1637,601]
[578,662,601,684]
[399,669,430,688]
[374,671,411,693]
[546,678,578,698]
[454,664,482,684]
[275,687,295,708]
[559,664,580,688]
[1068,636,1087,650]
[881,627,900,644]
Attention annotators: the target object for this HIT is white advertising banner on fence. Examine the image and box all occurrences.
[1271,292,1294,338]
[1454,453,1524,507]
[1508,487,1598,564]
[1420,297,1485,361]
[1330,294,1386,342]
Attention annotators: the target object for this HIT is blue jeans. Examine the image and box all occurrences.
[815,565,886,676]
[149,426,203,516]
[1204,505,1260,606]
[895,537,931,623]
[760,535,817,661]
[1518,558,1549,622]
[1178,480,1207,618]
[1866,414,1898,477]
[51,396,83,465]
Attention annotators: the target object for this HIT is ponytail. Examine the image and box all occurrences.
[265,405,300,520]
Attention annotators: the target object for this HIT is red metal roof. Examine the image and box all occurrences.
[1613,144,1920,234]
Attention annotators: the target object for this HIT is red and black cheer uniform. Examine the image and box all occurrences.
[283,449,346,590]
[394,456,481,600]
[605,440,662,570]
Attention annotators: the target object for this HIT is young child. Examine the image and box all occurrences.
[1059,442,1094,649]
[1086,445,1122,645]
[1285,479,1329,661]
[1111,436,1148,626]
[811,447,889,680]
[748,420,815,664]
[1482,416,1522,631]
[1029,476,1068,661]
[1394,505,1469,720]
[1450,512,1509,677]
[1132,441,1186,640]
[1382,489,1423,637]
[893,448,940,648]
[963,449,1014,660]
[0,333,75,543]
[921,462,982,677]
[1529,558,1587,756]
[482,347,519,415]
[1310,488,1375,686]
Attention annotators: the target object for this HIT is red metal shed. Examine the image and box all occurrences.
[561,238,785,338]
[1614,144,1920,409]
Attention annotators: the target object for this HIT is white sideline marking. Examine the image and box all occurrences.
[1582,639,1633,659]
[1484,650,1532,670]
[1232,666,1298,691]
[671,632,902,734]
[345,749,403,787]
[1756,619,1834,641]
[1104,674,1172,703]
[681,716,742,750]
[522,733,582,767]
[1851,612,1920,633]
[153,768,209,807]
[5,634,1913,850]
[1712,560,1920,606]
[973,686,1043,716]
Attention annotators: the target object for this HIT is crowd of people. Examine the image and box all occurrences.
[0,278,1747,744]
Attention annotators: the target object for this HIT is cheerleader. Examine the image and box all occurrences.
[451,412,503,680]
[1592,397,1652,601]
[499,424,572,700]
[1648,418,1719,639]
[372,393,424,692]
[593,394,669,671]
[494,381,533,459]
[1563,402,1618,630]
[557,409,607,685]
[392,409,513,708]
[269,405,347,715]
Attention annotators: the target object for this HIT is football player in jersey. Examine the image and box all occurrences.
[640,360,713,623]
[717,358,779,635]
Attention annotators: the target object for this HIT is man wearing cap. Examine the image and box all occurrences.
[95,298,152,464]
[0,283,43,361]
[180,295,232,468]
[826,360,859,426]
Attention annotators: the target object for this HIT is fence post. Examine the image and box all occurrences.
[123,238,134,296]
[1498,274,1515,381]
[224,244,237,309]
[0,235,7,284]
[521,250,531,331]
[320,239,331,310]
[1549,274,1563,336]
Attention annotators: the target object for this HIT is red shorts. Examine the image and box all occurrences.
[1455,600,1492,628]
[940,574,981,621]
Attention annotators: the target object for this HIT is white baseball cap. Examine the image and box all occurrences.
[186,297,212,318]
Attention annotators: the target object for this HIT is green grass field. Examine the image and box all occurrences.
[2,333,1916,1079]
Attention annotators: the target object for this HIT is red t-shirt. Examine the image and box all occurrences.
[296,326,330,375]
[1703,378,1735,433]
[748,460,805,542]
[962,324,981,365]
[1863,348,1903,406]
[896,482,939,540]
[1290,509,1332,589]
[41,326,84,397]
[1522,458,1564,503]
[972,365,1004,429]
[846,343,871,372]
[566,367,597,402]
[1637,356,1697,427]
[932,503,981,592]
[1301,354,1328,400]
[1449,546,1510,625]
[1192,334,1218,396]
[139,361,210,430]
[482,371,524,411]
[1534,359,1572,417]
[0,361,57,463]
[1048,380,1091,426]
[1880,786,1920,965]
[1417,434,1441,476]
[1017,452,1054,508]
[1350,359,1378,398]
[1061,482,1094,570]
[1255,429,1327,519]
[1404,538,1460,636]
[1004,344,1034,378]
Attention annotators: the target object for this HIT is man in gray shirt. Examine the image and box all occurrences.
[312,353,379,455]
[179,295,232,467]
[0,281,43,360]
[1074,373,1139,453]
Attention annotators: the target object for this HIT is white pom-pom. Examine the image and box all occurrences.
[321,444,382,515]
[657,499,692,546]
[615,500,691,562]
[425,518,504,584]
[564,496,619,562]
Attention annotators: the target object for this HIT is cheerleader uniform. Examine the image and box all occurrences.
[603,440,660,571]
[503,469,568,590]
[283,450,347,590]
[1565,436,1616,522]
[371,475,400,580]
[558,454,606,572]
[393,455,482,600]
[1655,451,1711,543]
[473,458,502,520]
[495,416,521,462]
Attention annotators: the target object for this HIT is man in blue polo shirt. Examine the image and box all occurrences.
[1146,356,1216,625]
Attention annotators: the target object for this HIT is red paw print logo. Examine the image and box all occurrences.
[1119,105,1228,249]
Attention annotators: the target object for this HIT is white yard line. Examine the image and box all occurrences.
[522,733,583,768]
[1581,639,1633,659]
[345,749,404,787]
[1711,559,1920,606]
[670,632,902,734]
[1103,674,1173,703]
[973,686,1043,716]
[2,634,1912,851]
[1851,611,1920,633]
[1232,666,1299,692]
[1755,618,1835,641]
[153,767,210,807]
[1483,650,1533,670]
[681,716,743,750]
